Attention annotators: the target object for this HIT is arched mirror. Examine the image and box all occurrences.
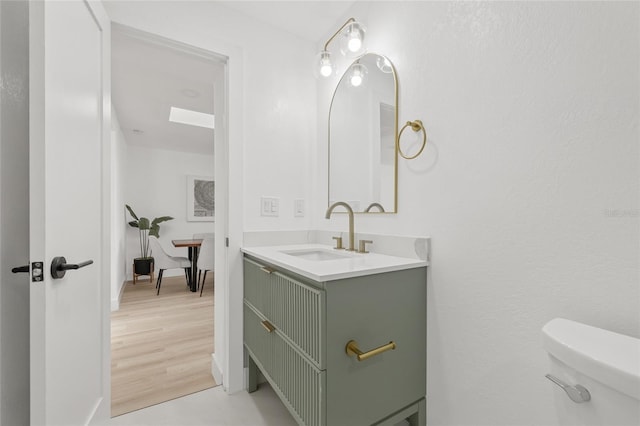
[328,53,398,213]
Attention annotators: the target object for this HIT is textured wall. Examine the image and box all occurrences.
[316,2,639,425]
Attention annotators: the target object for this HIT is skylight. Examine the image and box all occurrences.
[169,107,214,129]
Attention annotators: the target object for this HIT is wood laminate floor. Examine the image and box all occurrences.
[111,274,217,417]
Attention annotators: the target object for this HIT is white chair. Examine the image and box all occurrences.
[149,236,191,295]
[197,237,214,297]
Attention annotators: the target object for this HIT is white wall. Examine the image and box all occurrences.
[110,109,128,309]
[316,2,639,425]
[104,1,315,233]
[103,0,318,393]
[124,144,215,279]
[0,1,30,424]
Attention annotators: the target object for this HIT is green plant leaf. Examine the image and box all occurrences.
[125,204,139,220]
[149,223,160,238]
[138,217,150,230]
[128,220,139,228]
[151,216,174,226]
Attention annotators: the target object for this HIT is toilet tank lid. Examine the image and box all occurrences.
[542,318,640,401]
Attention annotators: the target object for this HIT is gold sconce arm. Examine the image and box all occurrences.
[323,17,356,51]
[398,119,427,160]
[345,339,396,361]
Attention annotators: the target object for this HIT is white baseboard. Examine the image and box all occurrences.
[110,279,127,312]
[211,353,223,387]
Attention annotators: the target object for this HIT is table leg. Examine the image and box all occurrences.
[189,246,199,292]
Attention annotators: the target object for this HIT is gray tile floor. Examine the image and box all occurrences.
[106,384,296,426]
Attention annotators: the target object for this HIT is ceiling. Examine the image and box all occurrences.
[112,29,223,155]
[110,1,356,155]
[221,1,356,41]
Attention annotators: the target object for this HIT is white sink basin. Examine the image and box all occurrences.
[281,248,354,261]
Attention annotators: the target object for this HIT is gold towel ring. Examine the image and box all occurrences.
[398,119,426,160]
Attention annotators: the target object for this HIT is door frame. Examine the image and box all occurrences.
[109,22,244,393]
[97,0,112,420]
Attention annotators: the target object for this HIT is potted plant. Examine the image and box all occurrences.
[125,204,173,276]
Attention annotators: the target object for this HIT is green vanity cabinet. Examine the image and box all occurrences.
[243,255,426,426]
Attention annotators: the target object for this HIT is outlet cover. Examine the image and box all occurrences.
[294,199,305,217]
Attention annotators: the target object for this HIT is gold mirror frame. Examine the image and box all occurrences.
[327,53,399,214]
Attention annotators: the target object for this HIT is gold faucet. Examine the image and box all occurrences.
[325,202,355,251]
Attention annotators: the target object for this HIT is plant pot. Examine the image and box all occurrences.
[133,257,154,275]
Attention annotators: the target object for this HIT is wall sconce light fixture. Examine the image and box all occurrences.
[348,61,368,87]
[315,17,366,78]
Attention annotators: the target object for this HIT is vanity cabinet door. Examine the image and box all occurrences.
[244,258,326,369]
[325,267,426,425]
[244,303,326,426]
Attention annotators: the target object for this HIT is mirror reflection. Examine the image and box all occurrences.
[328,53,397,213]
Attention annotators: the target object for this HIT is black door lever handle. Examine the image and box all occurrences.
[12,265,29,273]
[51,257,94,279]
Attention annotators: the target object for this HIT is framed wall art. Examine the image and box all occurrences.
[187,175,214,222]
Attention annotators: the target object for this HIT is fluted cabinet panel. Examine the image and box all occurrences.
[244,304,325,426]
[244,258,325,368]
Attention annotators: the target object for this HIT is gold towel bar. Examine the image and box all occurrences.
[345,339,396,361]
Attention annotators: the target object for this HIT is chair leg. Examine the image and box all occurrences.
[156,269,164,295]
[197,270,202,290]
[200,270,208,297]
[185,268,192,288]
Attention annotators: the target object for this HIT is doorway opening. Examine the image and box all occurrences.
[109,24,227,416]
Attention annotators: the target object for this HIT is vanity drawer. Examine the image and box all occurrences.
[244,258,326,368]
[244,303,326,426]
[324,268,427,425]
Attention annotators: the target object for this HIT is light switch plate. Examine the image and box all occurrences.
[261,196,279,217]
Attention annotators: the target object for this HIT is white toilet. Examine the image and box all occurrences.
[542,318,640,426]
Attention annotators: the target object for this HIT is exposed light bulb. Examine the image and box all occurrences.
[320,63,333,77]
[348,62,368,87]
[339,21,366,57]
[347,36,362,53]
[315,50,333,78]
[350,74,363,87]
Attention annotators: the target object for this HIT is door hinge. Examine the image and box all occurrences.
[225,237,229,247]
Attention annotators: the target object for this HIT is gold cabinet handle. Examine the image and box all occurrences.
[260,266,275,274]
[345,339,396,361]
[261,320,275,333]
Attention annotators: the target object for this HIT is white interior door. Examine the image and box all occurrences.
[29,1,109,424]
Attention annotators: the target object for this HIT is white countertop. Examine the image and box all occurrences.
[241,243,428,282]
